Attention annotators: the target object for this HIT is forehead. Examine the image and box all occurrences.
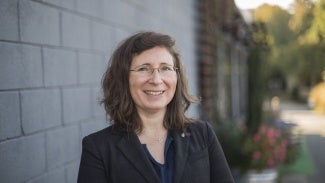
[131,46,174,66]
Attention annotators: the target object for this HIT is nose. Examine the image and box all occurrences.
[149,69,163,84]
[150,68,161,74]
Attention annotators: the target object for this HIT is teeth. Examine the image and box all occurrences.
[145,91,164,95]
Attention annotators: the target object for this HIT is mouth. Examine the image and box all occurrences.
[144,90,165,96]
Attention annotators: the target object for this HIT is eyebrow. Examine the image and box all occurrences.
[134,63,174,67]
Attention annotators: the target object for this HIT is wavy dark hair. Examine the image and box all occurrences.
[101,31,199,133]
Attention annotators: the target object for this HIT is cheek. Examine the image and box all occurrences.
[171,77,178,90]
[129,77,144,96]
[129,82,138,96]
[129,79,136,98]
[167,79,177,97]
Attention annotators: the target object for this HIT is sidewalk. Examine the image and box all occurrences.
[282,174,307,183]
[279,101,325,183]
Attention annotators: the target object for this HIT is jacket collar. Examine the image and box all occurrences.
[116,132,160,183]
[115,128,190,183]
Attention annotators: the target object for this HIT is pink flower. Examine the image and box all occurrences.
[268,135,276,146]
[245,124,289,170]
[267,158,275,167]
[253,151,261,159]
[281,140,287,148]
[258,126,266,134]
[275,129,281,138]
[267,128,276,139]
[274,146,284,162]
[253,134,261,142]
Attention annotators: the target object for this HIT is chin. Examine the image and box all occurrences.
[144,105,167,111]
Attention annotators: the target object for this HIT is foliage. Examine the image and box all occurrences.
[243,125,288,171]
[289,0,314,37]
[247,22,271,135]
[253,0,325,99]
[215,120,300,173]
[254,4,293,46]
[214,120,248,170]
[298,0,325,44]
[285,43,325,86]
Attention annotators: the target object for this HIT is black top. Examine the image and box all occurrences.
[77,120,235,183]
[142,136,174,183]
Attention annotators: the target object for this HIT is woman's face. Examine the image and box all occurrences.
[129,46,177,114]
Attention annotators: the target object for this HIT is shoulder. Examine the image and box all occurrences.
[84,125,112,140]
[82,125,125,148]
[185,120,217,146]
[186,120,215,134]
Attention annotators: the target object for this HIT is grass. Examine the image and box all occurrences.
[278,137,315,176]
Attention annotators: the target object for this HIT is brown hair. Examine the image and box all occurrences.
[101,31,199,133]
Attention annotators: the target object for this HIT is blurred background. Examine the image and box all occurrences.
[0,0,324,182]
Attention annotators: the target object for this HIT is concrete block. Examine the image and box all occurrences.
[26,167,66,183]
[124,0,158,13]
[99,1,137,29]
[132,10,160,31]
[0,91,21,140]
[122,0,162,31]
[0,0,19,41]
[21,89,61,134]
[115,2,137,29]
[46,125,80,169]
[61,12,91,49]
[78,52,104,85]
[62,87,92,123]
[75,0,104,18]
[19,0,60,45]
[65,160,80,183]
[115,28,130,42]
[0,133,46,183]
[0,42,42,90]
[90,22,115,52]
[101,0,124,22]
[80,118,107,138]
[42,0,76,10]
[43,47,78,86]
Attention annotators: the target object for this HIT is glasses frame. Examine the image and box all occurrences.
[129,64,178,77]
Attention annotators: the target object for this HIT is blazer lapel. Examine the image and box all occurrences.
[116,133,160,183]
[171,130,190,183]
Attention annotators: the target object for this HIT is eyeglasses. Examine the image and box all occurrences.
[130,64,178,77]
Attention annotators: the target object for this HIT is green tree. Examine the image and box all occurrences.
[254,4,293,46]
[253,0,325,99]
[253,4,294,95]
[289,0,325,86]
[297,0,325,44]
[247,22,271,135]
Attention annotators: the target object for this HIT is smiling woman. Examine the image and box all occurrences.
[129,47,178,116]
[77,31,235,183]
[100,32,196,133]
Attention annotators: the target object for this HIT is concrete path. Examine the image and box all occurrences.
[279,101,325,183]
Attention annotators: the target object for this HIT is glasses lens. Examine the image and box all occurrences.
[131,65,176,77]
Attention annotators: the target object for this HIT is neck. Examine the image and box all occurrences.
[137,108,167,135]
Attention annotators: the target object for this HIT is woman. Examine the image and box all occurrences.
[77,32,234,183]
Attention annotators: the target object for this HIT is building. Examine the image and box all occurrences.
[0,0,249,182]
[198,0,250,123]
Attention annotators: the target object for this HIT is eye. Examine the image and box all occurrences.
[160,65,173,71]
[136,66,150,72]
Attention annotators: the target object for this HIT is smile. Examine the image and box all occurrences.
[144,90,165,95]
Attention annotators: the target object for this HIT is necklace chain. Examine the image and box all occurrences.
[140,132,167,145]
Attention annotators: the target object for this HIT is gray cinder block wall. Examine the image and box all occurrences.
[0,0,198,182]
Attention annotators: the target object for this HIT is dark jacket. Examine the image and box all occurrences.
[77,121,234,183]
